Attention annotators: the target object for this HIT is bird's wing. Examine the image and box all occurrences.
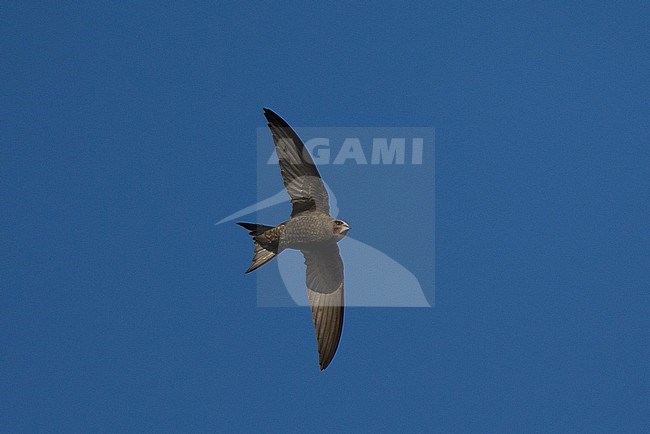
[302,243,344,370]
[263,108,330,217]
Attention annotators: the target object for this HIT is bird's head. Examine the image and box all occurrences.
[332,219,350,240]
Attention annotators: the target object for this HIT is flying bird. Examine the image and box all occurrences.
[238,108,350,370]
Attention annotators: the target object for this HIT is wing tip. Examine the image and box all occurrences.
[262,107,275,120]
[262,107,290,128]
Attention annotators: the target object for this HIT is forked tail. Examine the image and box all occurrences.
[237,222,281,273]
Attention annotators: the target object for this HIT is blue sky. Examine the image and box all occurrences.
[2,1,649,432]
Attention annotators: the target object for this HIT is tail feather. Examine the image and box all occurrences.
[246,243,277,273]
[237,222,280,273]
[237,222,274,236]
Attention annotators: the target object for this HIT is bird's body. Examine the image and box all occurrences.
[282,213,339,247]
[238,108,350,370]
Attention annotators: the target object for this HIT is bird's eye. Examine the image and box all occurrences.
[335,221,342,226]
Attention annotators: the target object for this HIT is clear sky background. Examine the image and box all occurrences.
[2,2,648,432]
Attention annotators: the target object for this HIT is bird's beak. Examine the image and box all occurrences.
[342,224,350,233]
